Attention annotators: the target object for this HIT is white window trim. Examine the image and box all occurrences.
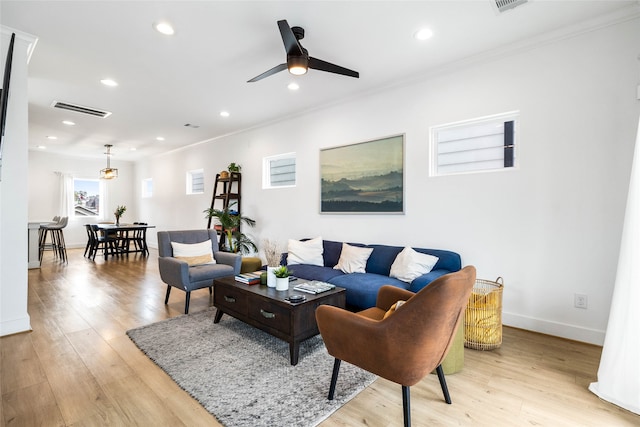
[263,152,296,189]
[72,177,104,219]
[186,169,205,195]
[430,111,519,177]
[141,178,153,198]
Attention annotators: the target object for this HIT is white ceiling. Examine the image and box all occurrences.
[1,0,638,162]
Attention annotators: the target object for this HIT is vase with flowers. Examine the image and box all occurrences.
[263,239,282,288]
[114,205,126,225]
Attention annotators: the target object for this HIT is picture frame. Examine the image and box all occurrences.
[320,134,404,214]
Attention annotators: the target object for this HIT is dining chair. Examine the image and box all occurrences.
[89,224,118,260]
[132,222,148,255]
[84,224,95,257]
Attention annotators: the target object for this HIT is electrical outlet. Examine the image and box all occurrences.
[574,293,588,309]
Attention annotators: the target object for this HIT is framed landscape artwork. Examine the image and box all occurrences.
[320,134,404,214]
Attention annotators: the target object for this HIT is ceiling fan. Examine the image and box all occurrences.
[248,20,359,83]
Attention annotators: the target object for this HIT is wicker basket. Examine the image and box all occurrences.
[464,277,503,350]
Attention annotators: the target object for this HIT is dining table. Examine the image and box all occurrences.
[95,223,155,256]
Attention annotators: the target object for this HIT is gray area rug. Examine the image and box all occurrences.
[126,309,376,426]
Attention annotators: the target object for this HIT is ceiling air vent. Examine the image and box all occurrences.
[492,0,528,13]
[51,101,112,118]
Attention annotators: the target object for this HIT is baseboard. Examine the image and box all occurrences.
[0,314,32,337]
[503,311,605,346]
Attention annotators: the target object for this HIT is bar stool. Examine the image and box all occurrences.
[39,216,68,262]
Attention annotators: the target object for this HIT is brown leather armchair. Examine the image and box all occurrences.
[316,265,476,427]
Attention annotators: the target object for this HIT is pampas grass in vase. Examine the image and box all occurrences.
[263,239,281,288]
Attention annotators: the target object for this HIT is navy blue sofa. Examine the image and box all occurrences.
[285,239,462,309]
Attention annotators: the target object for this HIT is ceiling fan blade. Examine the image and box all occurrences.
[277,20,303,56]
[309,57,359,78]
[247,63,288,82]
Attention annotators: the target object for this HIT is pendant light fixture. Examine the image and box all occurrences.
[100,144,118,179]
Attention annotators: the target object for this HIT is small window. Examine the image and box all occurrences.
[187,169,205,194]
[73,178,103,217]
[430,111,518,176]
[263,153,296,189]
[141,178,153,198]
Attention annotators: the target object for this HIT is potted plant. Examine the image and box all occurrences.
[114,205,126,225]
[273,265,291,291]
[228,162,241,174]
[204,203,257,254]
[263,239,282,288]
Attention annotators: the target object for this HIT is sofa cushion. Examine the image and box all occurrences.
[322,239,345,267]
[390,246,439,283]
[288,264,345,283]
[414,248,461,273]
[365,244,403,276]
[287,236,324,266]
[171,240,215,266]
[333,243,374,274]
[329,273,410,309]
[383,300,406,319]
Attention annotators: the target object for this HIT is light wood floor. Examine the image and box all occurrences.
[1,248,638,426]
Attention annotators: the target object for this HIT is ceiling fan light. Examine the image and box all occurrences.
[288,55,308,75]
[289,65,307,76]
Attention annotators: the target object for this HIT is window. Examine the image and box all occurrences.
[263,153,296,189]
[187,169,204,194]
[430,111,518,176]
[73,178,102,217]
[141,178,153,198]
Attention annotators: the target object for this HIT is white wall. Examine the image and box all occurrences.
[0,28,37,336]
[27,150,135,248]
[135,17,640,345]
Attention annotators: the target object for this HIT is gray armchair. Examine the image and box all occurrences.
[158,229,241,314]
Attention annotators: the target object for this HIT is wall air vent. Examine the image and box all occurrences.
[50,101,112,118]
[492,0,528,13]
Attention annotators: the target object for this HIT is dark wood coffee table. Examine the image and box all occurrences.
[212,276,346,365]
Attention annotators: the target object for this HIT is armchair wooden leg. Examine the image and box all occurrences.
[435,364,452,404]
[209,286,213,295]
[184,291,191,314]
[402,385,411,427]
[164,285,172,304]
[328,358,341,400]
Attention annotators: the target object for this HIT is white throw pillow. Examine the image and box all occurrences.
[333,243,374,274]
[287,236,324,266]
[171,240,216,266]
[390,247,439,283]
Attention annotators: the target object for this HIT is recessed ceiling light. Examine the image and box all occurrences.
[156,136,165,141]
[288,82,300,91]
[154,22,175,35]
[46,135,57,140]
[220,111,230,118]
[414,27,433,41]
[100,78,118,87]
[130,147,137,151]
[37,145,46,150]
[62,120,75,126]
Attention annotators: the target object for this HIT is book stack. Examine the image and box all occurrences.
[235,271,262,285]
[293,281,336,294]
